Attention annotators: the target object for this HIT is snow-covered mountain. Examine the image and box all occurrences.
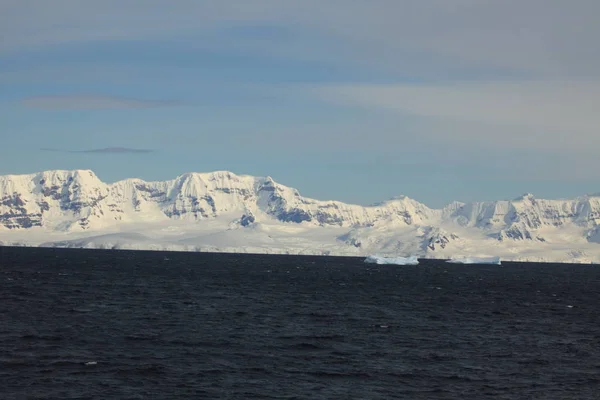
[1,169,599,263]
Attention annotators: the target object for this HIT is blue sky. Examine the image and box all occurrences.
[1,0,600,207]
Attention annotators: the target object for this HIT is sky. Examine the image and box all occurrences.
[1,0,600,208]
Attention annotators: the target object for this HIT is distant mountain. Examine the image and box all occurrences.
[1,169,599,263]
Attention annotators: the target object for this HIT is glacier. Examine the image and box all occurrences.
[364,255,420,265]
[0,169,599,263]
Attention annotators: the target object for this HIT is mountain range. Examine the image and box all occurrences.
[1,169,599,263]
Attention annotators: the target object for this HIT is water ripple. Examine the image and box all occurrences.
[1,247,600,399]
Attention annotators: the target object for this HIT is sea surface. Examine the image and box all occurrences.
[1,247,600,399]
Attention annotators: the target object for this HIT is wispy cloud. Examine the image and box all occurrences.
[21,95,182,110]
[41,147,153,154]
[308,80,600,151]
[2,1,600,77]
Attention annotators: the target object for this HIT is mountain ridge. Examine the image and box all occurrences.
[0,169,599,263]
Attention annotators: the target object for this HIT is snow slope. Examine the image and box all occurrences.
[0,169,599,263]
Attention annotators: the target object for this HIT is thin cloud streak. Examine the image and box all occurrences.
[2,0,600,77]
[21,95,183,110]
[41,147,154,154]
[308,80,600,150]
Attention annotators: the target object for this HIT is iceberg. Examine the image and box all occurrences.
[364,255,419,265]
[447,256,501,265]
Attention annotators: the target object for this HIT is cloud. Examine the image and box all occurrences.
[21,95,182,110]
[308,80,600,151]
[2,1,600,77]
[41,147,153,154]
[4,0,600,179]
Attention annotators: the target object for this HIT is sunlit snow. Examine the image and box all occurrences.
[0,169,599,263]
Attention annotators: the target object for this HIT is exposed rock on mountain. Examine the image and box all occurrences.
[1,169,599,263]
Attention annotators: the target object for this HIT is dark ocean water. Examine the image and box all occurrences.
[1,247,600,399]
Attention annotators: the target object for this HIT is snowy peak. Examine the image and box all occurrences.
[0,169,109,230]
[1,169,599,262]
[447,194,600,233]
[0,168,599,261]
[0,169,435,231]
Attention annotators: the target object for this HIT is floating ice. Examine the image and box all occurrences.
[364,255,419,265]
[447,256,501,265]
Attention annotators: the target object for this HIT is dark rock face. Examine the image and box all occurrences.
[1,216,39,229]
[315,212,344,226]
[1,194,27,211]
[399,211,413,225]
[426,233,459,251]
[496,226,545,242]
[257,180,276,192]
[204,196,217,214]
[66,196,107,214]
[336,232,361,248]
[165,204,207,219]
[540,210,575,227]
[0,194,43,229]
[164,195,218,219]
[135,184,167,199]
[521,212,543,229]
[277,209,312,223]
[37,179,107,228]
[501,226,533,240]
[240,214,255,227]
[41,185,62,201]
[37,201,50,212]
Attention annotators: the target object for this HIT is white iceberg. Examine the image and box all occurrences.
[364,255,420,265]
[447,256,501,265]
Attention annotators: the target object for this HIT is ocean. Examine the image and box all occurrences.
[1,247,599,399]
